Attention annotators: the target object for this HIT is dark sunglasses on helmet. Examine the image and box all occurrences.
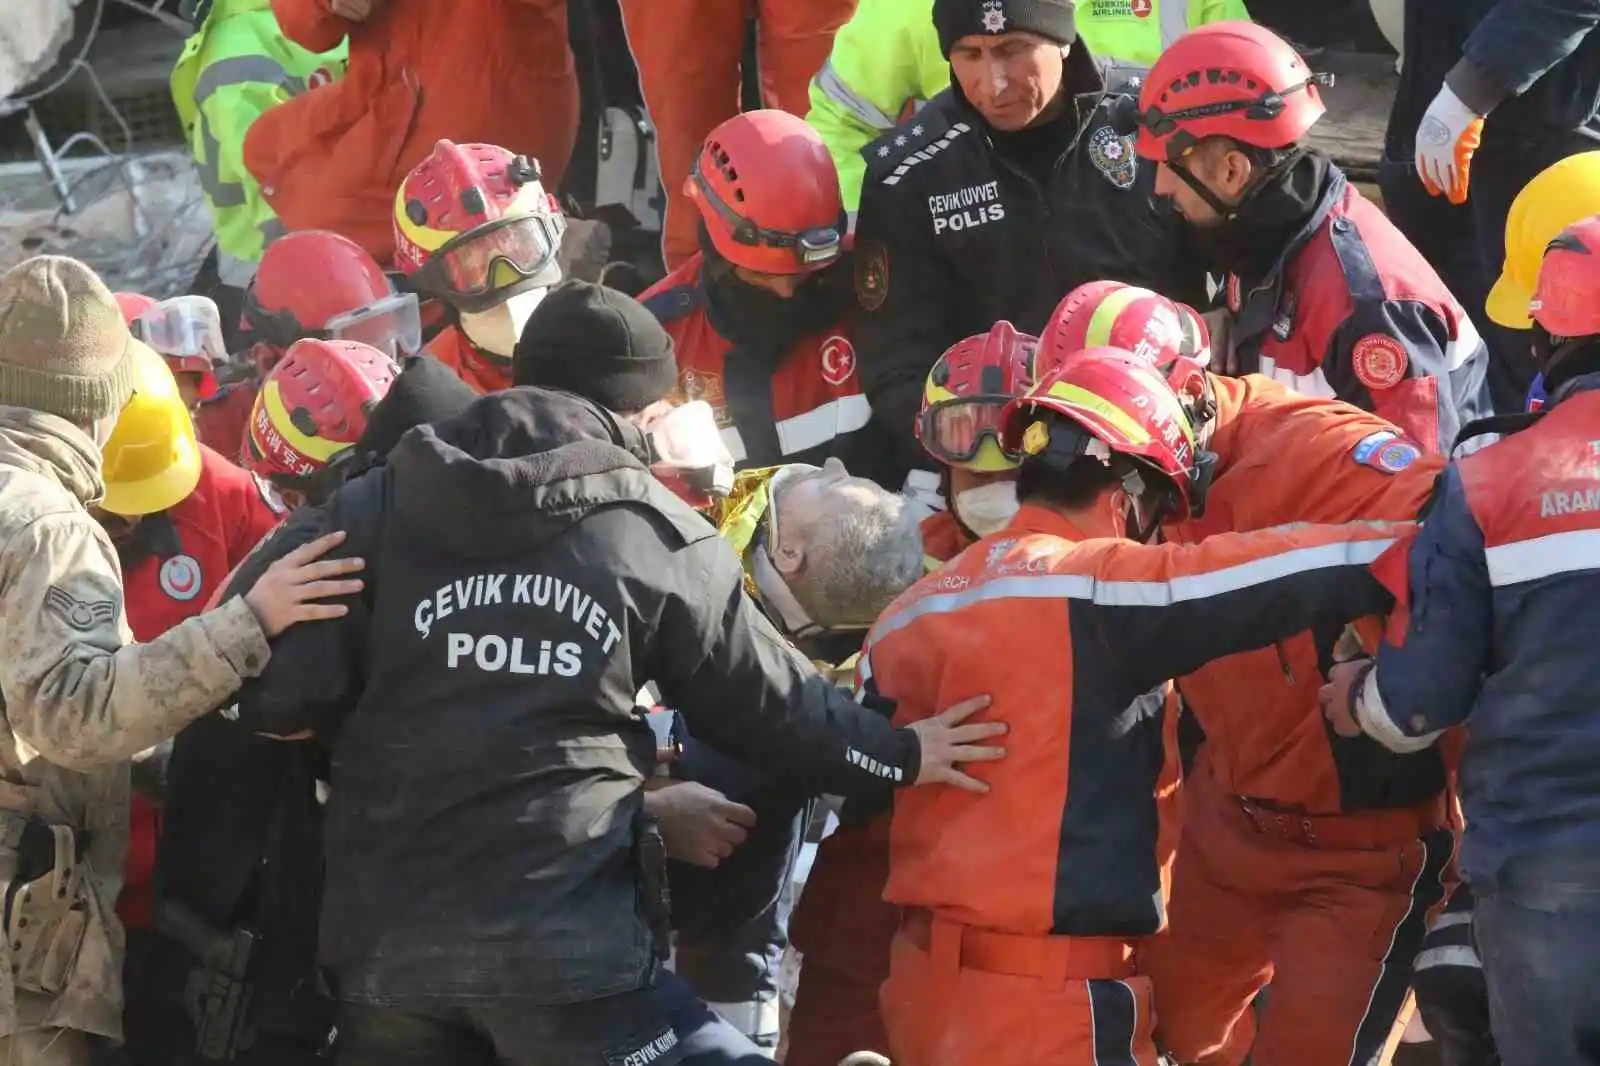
[690,160,844,269]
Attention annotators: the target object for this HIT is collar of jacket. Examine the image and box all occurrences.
[1004,502,1097,543]
[0,406,105,505]
[949,43,1109,149]
[1550,370,1600,407]
[1232,163,1346,338]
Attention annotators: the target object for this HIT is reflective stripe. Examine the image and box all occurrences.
[1413,945,1482,972]
[193,56,304,216]
[216,250,259,288]
[721,426,748,463]
[867,535,1398,650]
[1485,528,1600,587]
[1430,911,1472,932]
[812,59,898,131]
[1259,355,1339,401]
[703,998,781,1041]
[774,393,872,456]
[1445,314,1483,372]
[1162,0,1191,46]
[1357,666,1445,754]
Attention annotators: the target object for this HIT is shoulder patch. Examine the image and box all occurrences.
[641,283,700,325]
[1352,430,1421,474]
[252,472,289,517]
[1087,125,1137,190]
[1351,333,1409,390]
[865,118,971,187]
[45,585,117,632]
[855,240,889,312]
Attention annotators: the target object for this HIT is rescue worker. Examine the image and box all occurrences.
[115,292,228,413]
[619,0,853,271]
[853,0,1204,504]
[638,112,895,484]
[782,319,1038,1066]
[1322,214,1600,1066]
[1130,21,1493,455]
[394,139,567,395]
[213,380,1002,1066]
[1400,0,1600,412]
[808,0,1253,220]
[0,255,360,1065]
[88,338,284,1065]
[1044,280,1457,1066]
[243,0,578,265]
[212,228,421,459]
[170,0,347,299]
[861,349,1408,1066]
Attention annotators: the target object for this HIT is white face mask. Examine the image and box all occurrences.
[954,481,1019,537]
[458,287,550,358]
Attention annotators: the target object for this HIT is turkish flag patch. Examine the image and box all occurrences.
[1351,333,1409,390]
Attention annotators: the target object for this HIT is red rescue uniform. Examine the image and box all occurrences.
[642,255,892,484]
[115,446,285,931]
[1140,374,1456,1066]
[193,381,257,463]
[425,327,511,395]
[860,507,1408,1066]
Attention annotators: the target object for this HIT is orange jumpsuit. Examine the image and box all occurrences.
[860,505,1410,1066]
[245,0,578,265]
[1140,374,1456,1066]
[425,327,511,394]
[619,0,856,269]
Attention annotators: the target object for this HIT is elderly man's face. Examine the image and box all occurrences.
[770,457,882,577]
[950,32,1067,132]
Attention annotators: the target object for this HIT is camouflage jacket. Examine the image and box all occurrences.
[0,407,270,1038]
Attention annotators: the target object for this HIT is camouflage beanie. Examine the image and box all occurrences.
[0,256,141,423]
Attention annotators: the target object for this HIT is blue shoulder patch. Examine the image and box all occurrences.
[1352,430,1421,474]
[641,283,700,325]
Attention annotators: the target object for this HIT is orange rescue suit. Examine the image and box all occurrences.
[1141,373,1456,1066]
[861,505,1407,1066]
[246,0,578,264]
[425,326,511,394]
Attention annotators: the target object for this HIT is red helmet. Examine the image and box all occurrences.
[1531,216,1600,340]
[243,339,399,485]
[916,321,1038,472]
[1001,347,1204,521]
[1134,22,1328,164]
[246,231,405,364]
[393,139,566,311]
[114,292,157,326]
[687,110,846,277]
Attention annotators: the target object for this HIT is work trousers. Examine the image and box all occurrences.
[1474,850,1600,1066]
[618,0,857,269]
[881,914,1155,1066]
[1139,760,1452,1066]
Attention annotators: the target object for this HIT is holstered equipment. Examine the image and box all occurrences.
[634,809,672,962]
[155,898,258,1061]
[0,811,89,997]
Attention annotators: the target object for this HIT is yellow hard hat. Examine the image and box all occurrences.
[100,342,202,516]
[1487,151,1600,330]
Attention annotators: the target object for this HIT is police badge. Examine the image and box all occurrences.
[1087,125,1137,190]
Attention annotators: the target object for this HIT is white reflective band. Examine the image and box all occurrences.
[1413,945,1482,972]
[1445,314,1483,372]
[720,426,748,463]
[1356,666,1444,754]
[812,59,897,130]
[867,535,1398,650]
[703,998,781,1041]
[1259,355,1339,400]
[1485,528,1600,587]
[1162,0,1191,46]
[775,393,872,457]
[1430,911,1473,931]
[216,250,259,288]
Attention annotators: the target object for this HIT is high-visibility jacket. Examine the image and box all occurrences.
[170,0,347,285]
[807,0,1253,213]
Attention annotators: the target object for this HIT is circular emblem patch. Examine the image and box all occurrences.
[1351,334,1409,390]
[855,241,890,313]
[820,336,858,386]
[1087,125,1138,190]
[1132,0,1153,15]
[159,554,203,602]
[1375,439,1421,473]
[308,67,336,90]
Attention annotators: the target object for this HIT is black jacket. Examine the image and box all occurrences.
[226,387,923,1006]
[852,47,1205,489]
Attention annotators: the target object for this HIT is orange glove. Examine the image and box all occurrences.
[1415,85,1485,206]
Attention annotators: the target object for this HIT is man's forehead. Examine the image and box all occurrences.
[953,29,1059,52]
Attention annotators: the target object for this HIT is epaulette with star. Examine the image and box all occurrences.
[861,108,969,187]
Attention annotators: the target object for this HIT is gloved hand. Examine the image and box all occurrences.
[1415,85,1485,205]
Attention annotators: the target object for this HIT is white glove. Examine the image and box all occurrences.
[1415,84,1485,205]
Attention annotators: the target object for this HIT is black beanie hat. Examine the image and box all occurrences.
[512,279,678,413]
[932,0,1076,58]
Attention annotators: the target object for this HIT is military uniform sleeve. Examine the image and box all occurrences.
[1450,0,1600,113]
[655,537,920,799]
[1359,468,1492,752]
[1089,520,1409,695]
[1323,298,1477,456]
[853,169,959,491]
[0,513,269,770]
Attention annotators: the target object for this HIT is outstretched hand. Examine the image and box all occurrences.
[243,531,365,638]
[907,694,1005,793]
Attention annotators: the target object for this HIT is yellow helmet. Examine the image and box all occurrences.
[100,343,202,516]
[1487,151,1600,330]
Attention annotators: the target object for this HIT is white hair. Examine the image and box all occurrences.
[785,481,925,628]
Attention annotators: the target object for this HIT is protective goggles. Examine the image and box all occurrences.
[689,161,843,270]
[135,295,226,369]
[323,291,423,357]
[409,212,566,312]
[918,397,1019,466]
[1127,73,1333,162]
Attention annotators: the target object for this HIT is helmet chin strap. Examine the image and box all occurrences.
[1168,145,1310,224]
